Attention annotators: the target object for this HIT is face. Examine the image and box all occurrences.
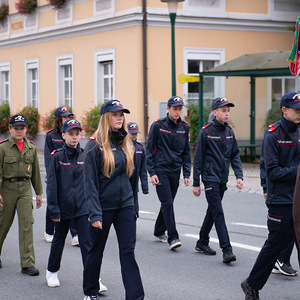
[109,111,124,130]
[214,106,230,124]
[61,115,71,127]
[282,107,300,124]
[167,105,183,122]
[62,128,81,148]
[128,132,138,141]
[9,125,27,143]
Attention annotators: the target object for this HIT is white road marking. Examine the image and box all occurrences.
[232,222,267,229]
[182,234,261,252]
[140,210,155,215]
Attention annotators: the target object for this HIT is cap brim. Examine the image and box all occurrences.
[169,103,185,107]
[218,103,235,108]
[11,122,28,127]
[286,103,300,109]
[64,126,82,132]
[128,130,140,133]
[116,108,130,114]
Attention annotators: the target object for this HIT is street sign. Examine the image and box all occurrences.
[178,74,199,83]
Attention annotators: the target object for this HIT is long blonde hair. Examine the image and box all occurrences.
[95,111,134,178]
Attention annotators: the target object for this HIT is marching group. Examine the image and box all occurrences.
[0,92,300,300]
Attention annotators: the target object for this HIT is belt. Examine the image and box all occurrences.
[3,177,29,183]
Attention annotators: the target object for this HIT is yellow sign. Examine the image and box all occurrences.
[178,74,199,84]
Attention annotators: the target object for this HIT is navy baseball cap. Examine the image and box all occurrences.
[127,122,141,133]
[167,96,184,107]
[100,100,130,116]
[62,119,82,132]
[55,106,73,118]
[280,92,300,108]
[9,114,28,127]
[212,97,235,110]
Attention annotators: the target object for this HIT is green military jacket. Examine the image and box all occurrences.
[0,137,43,195]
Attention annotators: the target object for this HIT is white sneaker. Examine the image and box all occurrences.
[98,278,108,294]
[83,296,99,300]
[46,270,60,287]
[44,232,53,243]
[71,234,79,246]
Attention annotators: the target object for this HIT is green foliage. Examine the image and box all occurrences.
[0,102,10,134]
[15,0,37,15]
[42,108,55,132]
[0,4,9,23]
[186,103,210,151]
[263,101,281,131]
[19,106,40,139]
[81,104,102,137]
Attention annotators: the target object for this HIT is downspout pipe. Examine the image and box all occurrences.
[142,0,149,140]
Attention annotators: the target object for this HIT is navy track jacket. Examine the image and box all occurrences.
[193,118,243,186]
[44,128,65,174]
[146,114,191,178]
[84,130,134,224]
[262,116,300,205]
[46,143,88,220]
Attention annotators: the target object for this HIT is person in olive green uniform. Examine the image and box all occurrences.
[0,114,43,276]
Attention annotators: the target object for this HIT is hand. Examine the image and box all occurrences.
[52,218,60,222]
[151,175,160,186]
[193,186,201,197]
[236,179,243,189]
[92,220,102,229]
[36,195,42,209]
[264,193,267,200]
[0,194,2,207]
[184,178,190,186]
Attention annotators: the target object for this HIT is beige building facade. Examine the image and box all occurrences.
[0,0,298,146]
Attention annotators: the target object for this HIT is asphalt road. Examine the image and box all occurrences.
[0,176,299,300]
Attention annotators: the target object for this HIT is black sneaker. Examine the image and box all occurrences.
[275,259,298,276]
[241,279,260,300]
[195,243,216,255]
[223,251,236,263]
[21,266,39,276]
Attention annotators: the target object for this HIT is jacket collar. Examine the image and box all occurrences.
[280,115,299,132]
[166,113,182,126]
[212,117,228,130]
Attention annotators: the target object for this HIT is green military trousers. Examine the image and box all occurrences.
[0,179,35,268]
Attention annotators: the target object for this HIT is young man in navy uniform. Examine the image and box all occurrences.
[146,96,191,250]
[193,97,243,263]
[127,122,148,218]
[44,106,79,246]
[241,92,300,300]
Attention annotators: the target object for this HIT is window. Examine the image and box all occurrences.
[57,55,73,109]
[94,0,114,15]
[25,59,39,108]
[0,62,10,104]
[95,48,115,104]
[268,77,300,109]
[183,48,225,108]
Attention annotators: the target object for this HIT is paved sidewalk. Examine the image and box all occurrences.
[37,150,262,195]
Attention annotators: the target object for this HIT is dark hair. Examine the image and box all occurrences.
[54,116,64,133]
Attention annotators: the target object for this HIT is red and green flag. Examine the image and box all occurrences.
[288,17,300,76]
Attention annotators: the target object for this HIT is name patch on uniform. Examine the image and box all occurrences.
[77,161,84,165]
[207,135,221,139]
[226,136,233,139]
[136,151,143,154]
[59,161,71,166]
[176,131,185,134]
[159,128,171,134]
[52,138,64,142]
[277,140,293,144]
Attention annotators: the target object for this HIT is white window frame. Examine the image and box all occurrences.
[93,0,115,16]
[268,76,300,110]
[268,0,300,21]
[55,1,73,24]
[182,0,225,14]
[57,54,74,110]
[0,62,10,105]
[25,58,39,109]
[183,48,225,105]
[95,48,115,105]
